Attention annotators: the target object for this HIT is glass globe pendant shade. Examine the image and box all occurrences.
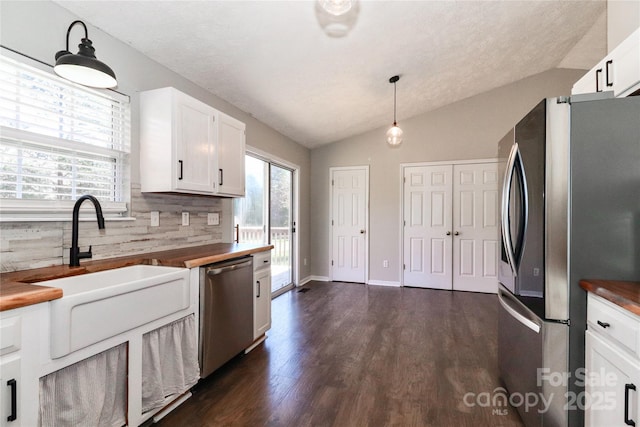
[318,0,353,16]
[386,124,403,146]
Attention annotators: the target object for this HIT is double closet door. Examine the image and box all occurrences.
[402,161,499,293]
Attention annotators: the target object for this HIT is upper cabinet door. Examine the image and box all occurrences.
[140,87,245,197]
[174,92,217,193]
[612,28,640,97]
[572,28,640,97]
[216,112,246,197]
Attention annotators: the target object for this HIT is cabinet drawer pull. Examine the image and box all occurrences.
[178,160,183,180]
[606,60,613,87]
[7,378,17,422]
[597,320,610,328]
[219,168,224,186]
[596,69,602,92]
[625,383,636,426]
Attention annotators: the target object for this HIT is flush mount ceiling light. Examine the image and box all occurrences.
[386,75,403,147]
[54,20,117,88]
[318,0,353,16]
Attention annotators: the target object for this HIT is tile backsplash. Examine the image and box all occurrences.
[1,184,230,272]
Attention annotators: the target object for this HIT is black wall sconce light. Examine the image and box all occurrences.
[54,20,117,88]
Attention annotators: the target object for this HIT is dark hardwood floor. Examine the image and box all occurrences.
[157,281,524,427]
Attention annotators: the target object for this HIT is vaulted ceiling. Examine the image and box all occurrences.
[55,0,606,148]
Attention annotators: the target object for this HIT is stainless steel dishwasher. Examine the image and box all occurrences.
[199,256,253,378]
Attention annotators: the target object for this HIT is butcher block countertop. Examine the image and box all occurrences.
[580,279,640,316]
[0,243,273,312]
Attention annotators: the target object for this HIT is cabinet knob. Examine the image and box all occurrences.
[454,231,460,236]
[446,231,451,236]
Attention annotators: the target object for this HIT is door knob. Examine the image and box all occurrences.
[446,231,451,236]
[454,231,460,236]
[360,229,366,234]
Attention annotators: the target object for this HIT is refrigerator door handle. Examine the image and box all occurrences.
[515,146,529,266]
[498,286,541,333]
[501,143,519,276]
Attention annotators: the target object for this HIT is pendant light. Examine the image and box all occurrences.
[386,75,403,146]
[54,20,117,88]
[318,0,353,16]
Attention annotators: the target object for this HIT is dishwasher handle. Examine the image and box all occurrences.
[206,259,253,276]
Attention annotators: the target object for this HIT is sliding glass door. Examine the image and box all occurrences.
[270,164,293,293]
[234,156,268,246]
[234,154,294,296]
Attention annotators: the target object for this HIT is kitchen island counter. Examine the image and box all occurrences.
[0,243,273,311]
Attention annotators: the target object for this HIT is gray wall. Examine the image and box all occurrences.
[0,1,311,279]
[607,0,640,52]
[310,68,585,282]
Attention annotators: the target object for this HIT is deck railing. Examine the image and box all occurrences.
[239,226,290,265]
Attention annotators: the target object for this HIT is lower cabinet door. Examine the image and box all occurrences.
[254,269,271,339]
[0,357,20,427]
[585,330,639,427]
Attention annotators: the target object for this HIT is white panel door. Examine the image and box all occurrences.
[452,163,499,293]
[403,165,453,290]
[331,168,367,283]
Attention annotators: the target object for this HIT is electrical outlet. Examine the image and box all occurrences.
[383,260,389,268]
[533,267,540,276]
[181,212,189,226]
[150,211,159,227]
[207,212,220,226]
[304,258,308,266]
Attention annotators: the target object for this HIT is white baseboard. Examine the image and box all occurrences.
[367,280,401,287]
[301,275,329,284]
[299,276,313,286]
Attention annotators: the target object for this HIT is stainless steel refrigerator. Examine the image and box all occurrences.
[497,95,640,427]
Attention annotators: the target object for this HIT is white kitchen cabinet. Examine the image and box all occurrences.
[252,251,272,340]
[0,266,199,426]
[140,87,218,195]
[140,87,246,197]
[216,112,246,197]
[572,28,640,97]
[0,357,20,427]
[585,294,640,427]
[0,304,47,427]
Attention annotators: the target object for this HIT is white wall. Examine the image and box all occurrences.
[309,68,585,283]
[0,1,311,279]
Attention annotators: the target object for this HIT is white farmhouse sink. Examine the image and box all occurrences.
[36,265,190,359]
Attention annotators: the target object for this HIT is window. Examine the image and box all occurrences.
[0,53,130,219]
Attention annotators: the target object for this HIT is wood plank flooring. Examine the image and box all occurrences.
[157,282,524,427]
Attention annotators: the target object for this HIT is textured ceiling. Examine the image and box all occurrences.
[55,0,606,148]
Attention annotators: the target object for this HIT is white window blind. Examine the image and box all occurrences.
[0,53,130,218]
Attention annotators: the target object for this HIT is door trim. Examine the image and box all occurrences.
[245,145,300,289]
[399,158,498,287]
[329,166,369,284]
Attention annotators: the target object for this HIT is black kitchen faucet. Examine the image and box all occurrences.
[70,194,105,267]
